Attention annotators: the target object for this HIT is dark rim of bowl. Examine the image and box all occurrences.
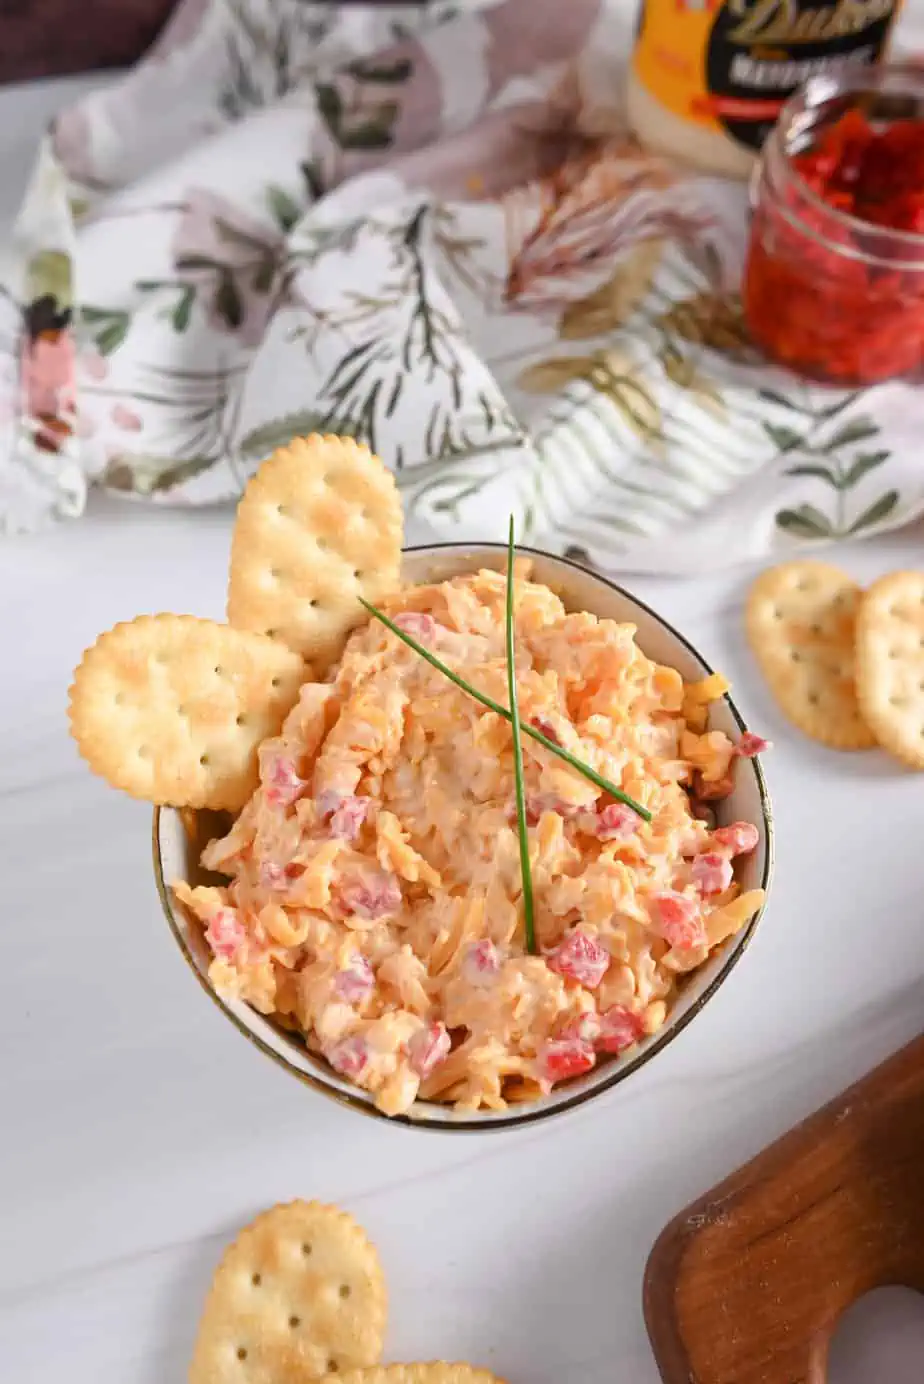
[152,542,775,1132]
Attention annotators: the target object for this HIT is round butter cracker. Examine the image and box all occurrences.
[322,1368,505,1384]
[746,560,874,750]
[228,435,403,665]
[190,1201,387,1384]
[68,615,306,810]
[856,570,924,769]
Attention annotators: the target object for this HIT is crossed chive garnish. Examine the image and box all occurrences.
[359,521,652,955]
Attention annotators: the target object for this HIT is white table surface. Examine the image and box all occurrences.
[3,56,924,1384]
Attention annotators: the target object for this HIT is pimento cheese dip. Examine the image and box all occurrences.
[174,568,765,1116]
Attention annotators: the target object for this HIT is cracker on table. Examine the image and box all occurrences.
[856,570,924,769]
[228,435,403,665]
[745,560,874,750]
[321,1368,505,1384]
[68,615,306,810]
[189,1201,387,1384]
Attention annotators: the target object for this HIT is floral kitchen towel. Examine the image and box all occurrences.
[4,0,924,572]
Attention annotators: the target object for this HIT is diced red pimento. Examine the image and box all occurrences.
[518,799,541,828]
[339,868,402,920]
[259,861,287,890]
[334,953,375,1004]
[325,1034,369,1078]
[713,821,759,855]
[464,938,501,984]
[328,795,371,842]
[542,1034,596,1083]
[315,789,342,820]
[394,611,437,644]
[597,1005,645,1054]
[691,851,733,897]
[205,908,247,961]
[651,892,707,950]
[514,793,583,825]
[735,732,771,758]
[547,929,610,989]
[531,713,562,746]
[258,861,301,890]
[264,755,306,808]
[407,1021,451,1078]
[596,803,639,841]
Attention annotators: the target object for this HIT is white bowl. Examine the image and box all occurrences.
[154,545,773,1130]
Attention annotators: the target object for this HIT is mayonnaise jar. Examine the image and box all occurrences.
[627,0,904,178]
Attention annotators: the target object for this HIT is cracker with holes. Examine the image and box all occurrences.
[856,570,924,769]
[189,1201,387,1384]
[746,561,875,750]
[68,615,307,810]
[228,435,403,666]
[322,1368,505,1384]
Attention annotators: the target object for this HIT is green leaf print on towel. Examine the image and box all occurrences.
[774,410,899,540]
[238,410,353,460]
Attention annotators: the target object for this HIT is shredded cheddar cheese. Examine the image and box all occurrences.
[173,569,765,1115]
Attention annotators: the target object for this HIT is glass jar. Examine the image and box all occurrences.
[742,63,924,387]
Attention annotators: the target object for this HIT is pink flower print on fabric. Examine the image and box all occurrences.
[21,330,77,452]
[50,107,98,187]
[171,189,285,347]
[22,332,76,420]
[81,351,108,383]
[111,402,143,432]
[384,100,585,205]
[482,0,602,99]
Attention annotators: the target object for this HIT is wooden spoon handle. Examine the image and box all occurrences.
[644,1033,924,1383]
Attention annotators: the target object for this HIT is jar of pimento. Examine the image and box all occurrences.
[742,63,924,387]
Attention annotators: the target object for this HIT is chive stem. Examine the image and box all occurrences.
[505,518,537,955]
[357,602,651,824]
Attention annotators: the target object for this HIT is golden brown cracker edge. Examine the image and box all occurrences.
[227,434,404,665]
[189,1200,387,1384]
[68,614,307,809]
[856,569,924,769]
[745,560,875,751]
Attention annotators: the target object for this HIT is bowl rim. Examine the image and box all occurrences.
[153,542,774,1132]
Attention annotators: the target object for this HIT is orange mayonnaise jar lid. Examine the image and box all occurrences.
[627,0,904,178]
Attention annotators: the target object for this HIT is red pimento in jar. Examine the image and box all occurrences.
[743,67,924,387]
